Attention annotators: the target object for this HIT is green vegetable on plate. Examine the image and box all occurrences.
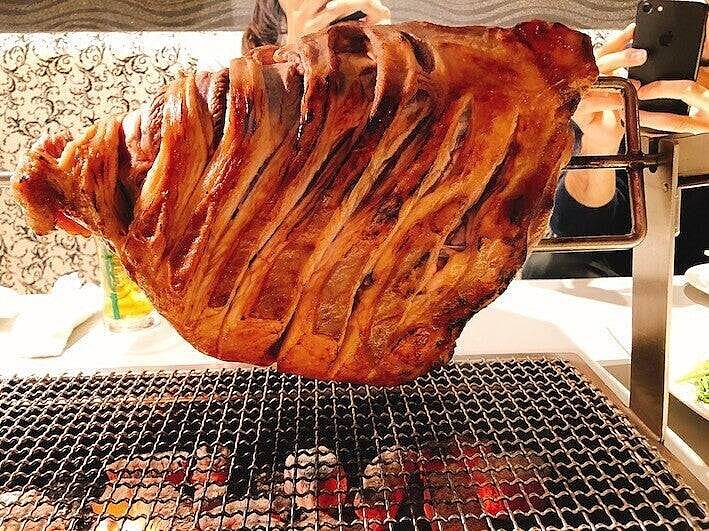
[678,360,709,404]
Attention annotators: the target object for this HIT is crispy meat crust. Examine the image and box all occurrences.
[13,21,597,385]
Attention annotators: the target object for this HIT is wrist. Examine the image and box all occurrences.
[579,132,623,156]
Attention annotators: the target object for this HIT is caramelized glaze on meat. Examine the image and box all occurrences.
[12,21,597,385]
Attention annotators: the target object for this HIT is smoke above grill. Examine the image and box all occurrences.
[0,358,706,530]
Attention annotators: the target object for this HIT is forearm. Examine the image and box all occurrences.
[551,120,629,237]
[563,118,621,208]
[564,169,617,207]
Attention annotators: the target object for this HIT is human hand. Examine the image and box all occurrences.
[280,0,390,44]
[573,23,647,155]
[566,24,646,208]
[636,74,709,134]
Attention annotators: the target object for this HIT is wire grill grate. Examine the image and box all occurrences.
[0,358,706,530]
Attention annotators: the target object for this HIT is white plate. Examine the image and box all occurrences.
[0,286,21,319]
[686,263,709,296]
[670,380,709,422]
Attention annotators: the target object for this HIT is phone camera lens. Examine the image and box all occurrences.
[641,2,653,13]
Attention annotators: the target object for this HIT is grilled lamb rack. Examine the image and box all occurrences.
[13,21,597,385]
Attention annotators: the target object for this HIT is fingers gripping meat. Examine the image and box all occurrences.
[13,21,597,385]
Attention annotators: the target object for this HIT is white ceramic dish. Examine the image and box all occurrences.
[671,380,709,422]
[686,263,709,296]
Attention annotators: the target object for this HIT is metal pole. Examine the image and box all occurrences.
[630,138,679,440]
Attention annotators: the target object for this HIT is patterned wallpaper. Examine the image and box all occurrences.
[0,29,610,294]
[0,32,238,293]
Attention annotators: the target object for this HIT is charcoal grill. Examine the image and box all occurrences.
[0,354,707,530]
[1,62,708,531]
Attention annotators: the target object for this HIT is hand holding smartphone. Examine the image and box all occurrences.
[628,0,708,117]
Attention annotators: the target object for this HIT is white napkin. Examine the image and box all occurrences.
[0,286,21,319]
[10,273,102,358]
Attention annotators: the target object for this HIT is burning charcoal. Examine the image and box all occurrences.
[105,451,190,485]
[144,516,196,531]
[252,471,274,495]
[420,441,501,528]
[293,511,340,530]
[90,482,194,528]
[283,446,347,511]
[420,441,547,530]
[444,442,489,471]
[93,513,196,531]
[422,480,489,531]
[197,498,285,530]
[250,471,293,518]
[189,445,230,486]
[484,453,546,513]
[354,447,419,531]
[193,483,228,512]
[0,490,70,531]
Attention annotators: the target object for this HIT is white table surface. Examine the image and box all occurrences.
[3,276,706,375]
[1,275,708,486]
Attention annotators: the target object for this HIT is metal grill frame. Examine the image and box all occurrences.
[531,77,709,443]
[1,353,707,531]
[535,77,653,254]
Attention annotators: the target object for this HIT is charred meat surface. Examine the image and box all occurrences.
[12,21,597,385]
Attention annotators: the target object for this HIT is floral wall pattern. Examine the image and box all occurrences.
[0,29,608,293]
[0,31,237,293]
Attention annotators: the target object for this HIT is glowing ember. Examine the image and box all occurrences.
[89,445,233,531]
[293,511,339,530]
[0,439,547,530]
[90,482,193,530]
[105,452,189,485]
[197,498,285,530]
[421,441,547,530]
[0,490,70,531]
[189,446,230,487]
[354,447,419,530]
[283,446,347,511]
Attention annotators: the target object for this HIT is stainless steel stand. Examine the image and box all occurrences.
[629,138,679,439]
[630,134,708,441]
[533,74,708,440]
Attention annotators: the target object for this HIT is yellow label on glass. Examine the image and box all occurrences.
[100,245,153,320]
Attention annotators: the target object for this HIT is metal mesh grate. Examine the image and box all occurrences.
[0,358,706,530]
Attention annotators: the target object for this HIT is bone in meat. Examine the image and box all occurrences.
[13,20,597,385]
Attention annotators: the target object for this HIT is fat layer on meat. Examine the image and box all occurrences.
[13,20,597,385]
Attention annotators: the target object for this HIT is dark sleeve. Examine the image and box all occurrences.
[550,125,631,237]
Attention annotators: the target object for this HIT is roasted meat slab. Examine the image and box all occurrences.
[13,21,597,385]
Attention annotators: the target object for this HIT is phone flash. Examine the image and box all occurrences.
[657,5,663,12]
